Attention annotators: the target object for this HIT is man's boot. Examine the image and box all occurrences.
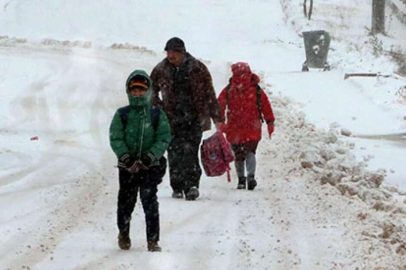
[118,231,131,250]
[147,241,162,252]
[237,177,246,189]
[247,176,257,191]
[185,186,199,201]
[172,191,184,199]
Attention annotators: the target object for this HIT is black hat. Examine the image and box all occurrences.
[129,74,150,89]
[164,37,186,53]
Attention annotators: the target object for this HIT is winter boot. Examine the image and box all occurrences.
[247,176,257,191]
[237,177,246,189]
[147,241,162,252]
[118,231,131,250]
[172,191,184,199]
[185,186,199,201]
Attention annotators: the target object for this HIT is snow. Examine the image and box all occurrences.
[1,0,406,269]
[392,0,406,15]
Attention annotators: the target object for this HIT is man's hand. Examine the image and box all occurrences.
[215,122,223,131]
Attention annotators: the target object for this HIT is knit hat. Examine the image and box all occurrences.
[164,37,186,53]
[231,62,251,77]
[129,74,150,90]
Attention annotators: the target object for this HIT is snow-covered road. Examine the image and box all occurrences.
[0,41,405,269]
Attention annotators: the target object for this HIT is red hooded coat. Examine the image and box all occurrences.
[218,63,275,144]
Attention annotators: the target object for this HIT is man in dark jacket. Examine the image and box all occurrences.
[150,37,223,201]
[109,70,171,252]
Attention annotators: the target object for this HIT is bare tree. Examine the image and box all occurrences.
[303,0,314,20]
[372,0,385,34]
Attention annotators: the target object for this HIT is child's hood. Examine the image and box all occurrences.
[125,70,153,108]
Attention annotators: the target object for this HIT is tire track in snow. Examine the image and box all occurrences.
[0,44,126,269]
[74,181,244,270]
[2,172,110,270]
[0,40,163,269]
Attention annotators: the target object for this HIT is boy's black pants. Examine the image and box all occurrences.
[117,169,160,242]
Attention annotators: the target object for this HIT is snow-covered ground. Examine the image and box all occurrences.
[1,0,406,269]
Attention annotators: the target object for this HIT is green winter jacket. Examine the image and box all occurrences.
[109,70,171,163]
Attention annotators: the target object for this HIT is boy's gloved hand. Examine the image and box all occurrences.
[120,154,143,173]
[141,153,155,168]
[120,154,134,167]
[267,123,274,139]
[127,160,144,174]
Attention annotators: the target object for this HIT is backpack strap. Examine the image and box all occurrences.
[225,77,233,106]
[256,85,264,123]
[150,106,160,131]
[118,105,160,131]
[225,84,231,106]
[224,84,231,123]
[118,105,131,129]
[225,83,264,123]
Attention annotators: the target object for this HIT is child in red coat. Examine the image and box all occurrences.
[218,62,275,190]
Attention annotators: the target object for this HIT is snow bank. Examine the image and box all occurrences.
[0,36,157,56]
[265,83,406,268]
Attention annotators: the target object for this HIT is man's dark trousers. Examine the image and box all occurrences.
[168,124,202,195]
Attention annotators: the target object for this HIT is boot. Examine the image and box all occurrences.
[147,241,162,252]
[185,186,199,201]
[118,231,131,250]
[247,176,257,191]
[172,191,184,199]
[237,177,246,189]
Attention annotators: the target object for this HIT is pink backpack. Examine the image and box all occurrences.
[200,131,234,182]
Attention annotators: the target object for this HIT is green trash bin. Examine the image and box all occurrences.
[302,30,331,71]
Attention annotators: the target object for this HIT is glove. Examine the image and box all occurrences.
[120,154,134,167]
[140,153,155,168]
[267,123,274,139]
[128,160,145,174]
[120,154,143,173]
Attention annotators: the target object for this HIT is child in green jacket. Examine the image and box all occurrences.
[109,70,171,252]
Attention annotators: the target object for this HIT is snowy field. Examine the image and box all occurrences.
[1,0,406,269]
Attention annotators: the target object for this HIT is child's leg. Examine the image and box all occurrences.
[231,144,247,189]
[244,141,259,178]
[244,141,259,190]
[231,144,246,177]
[246,152,256,178]
[235,160,245,177]
[117,169,139,234]
[140,175,160,243]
